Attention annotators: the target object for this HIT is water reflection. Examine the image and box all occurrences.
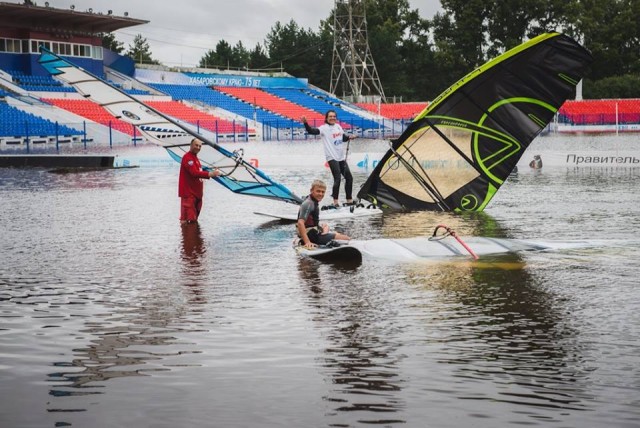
[298,259,406,425]
[297,257,322,294]
[2,141,639,427]
[406,257,593,417]
[376,210,594,418]
[46,298,206,421]
[43,283,215,428]
[180,223,210,304]
[44,225,213,423]
[379,210,509,240]
[181,224,206,274]
[0,165,126,194]
[47,167,120,190]
[48,321,173,395]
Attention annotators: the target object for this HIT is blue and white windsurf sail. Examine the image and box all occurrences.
[38,47,302,205]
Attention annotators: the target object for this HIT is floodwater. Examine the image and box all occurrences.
[1,135,640,428]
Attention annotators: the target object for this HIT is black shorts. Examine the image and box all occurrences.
[307,228,336,245]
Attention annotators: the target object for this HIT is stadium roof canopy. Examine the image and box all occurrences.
[0,1,148,34]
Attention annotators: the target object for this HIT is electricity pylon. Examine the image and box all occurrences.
[330,0,385,103]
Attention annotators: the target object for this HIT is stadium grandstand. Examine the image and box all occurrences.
[1,1,639,154]
[0,1,405,152]
[356,101,428,120]
[558,99,640,127]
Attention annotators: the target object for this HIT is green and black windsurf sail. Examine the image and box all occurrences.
[357,33,593,211]
[38,47,302,205]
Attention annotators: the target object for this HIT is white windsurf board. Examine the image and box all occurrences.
[348,236,601,262]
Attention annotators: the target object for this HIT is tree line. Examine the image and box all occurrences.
[103,0,640,101]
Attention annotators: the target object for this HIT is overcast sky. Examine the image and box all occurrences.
[37,0,442,68]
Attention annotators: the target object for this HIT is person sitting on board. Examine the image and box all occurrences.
[529,154,543,169]
[297,180,350,249]
[179,138,220,225]
[301,111,356,207]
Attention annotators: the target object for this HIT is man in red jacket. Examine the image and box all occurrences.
[179,138,220,224]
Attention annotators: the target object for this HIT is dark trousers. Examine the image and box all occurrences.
[327,159,353,201]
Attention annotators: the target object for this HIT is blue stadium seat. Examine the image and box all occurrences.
[4,69,76,93]
[0,103,82,138]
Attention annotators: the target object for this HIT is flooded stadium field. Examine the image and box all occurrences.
[1,135,640,427]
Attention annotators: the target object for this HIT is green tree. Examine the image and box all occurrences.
[248,43,271,70]
[433,0,487,69]
[484,0,536,57]
[102,33,124,54]
[578,0,640,80]
[214,39,233,68]
[398,9,441,100]
[363,0,411,99]
[126,34,159,65]
[265,20,323,80]
[482,0,570,57]
[199,48,216,69]
[199,40,234,69]
[313,21,334,90]
[231,41,251,69]
[584,74,640,98]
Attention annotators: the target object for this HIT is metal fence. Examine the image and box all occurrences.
[1,117,413,154]
[260,117,410,142]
